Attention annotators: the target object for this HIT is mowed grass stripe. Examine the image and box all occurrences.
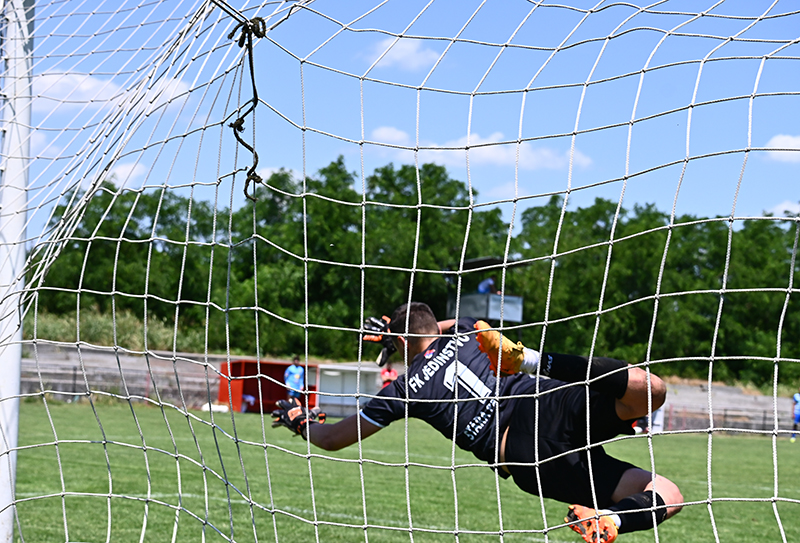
[15,400,800,542]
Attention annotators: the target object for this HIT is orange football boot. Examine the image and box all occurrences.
[565,504,618,543]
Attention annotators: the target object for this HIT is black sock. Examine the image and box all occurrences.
[539,353,628,399]
[610,492,667,534]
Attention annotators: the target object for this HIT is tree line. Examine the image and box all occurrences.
[30,157,800,385]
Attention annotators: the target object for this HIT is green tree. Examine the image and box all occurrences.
[364,162,509,321]
[34,180,222,349]
[712,219,800,384]
[31,161,798,385]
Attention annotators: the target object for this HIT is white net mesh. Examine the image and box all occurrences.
[1,0,799,541]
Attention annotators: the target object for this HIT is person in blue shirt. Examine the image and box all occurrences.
[792,388,800,443]
[477,276,498,294]
[284,356,304,400]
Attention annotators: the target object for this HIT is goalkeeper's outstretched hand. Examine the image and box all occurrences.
[362,315,396,367]
[474,320,527,376]
[271,398,326,439]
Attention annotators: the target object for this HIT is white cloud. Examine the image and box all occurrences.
[765,134,800,163]
[367,126,592,170]
[140,77,190,112]
[32,72,190,116]
[482,180,531,201]
[420,131,592,170]
[767,200,800,217]
[33,72,122,113]
[257,166,299,182]
[371,126,411,146]
[109,162,148,186]
[368,37,439,71]
[30,131,61,157]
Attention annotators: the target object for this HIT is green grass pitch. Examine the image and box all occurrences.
[14,399,800,542]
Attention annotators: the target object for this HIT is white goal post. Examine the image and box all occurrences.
[1,1,799,542]
[0,0,33,540]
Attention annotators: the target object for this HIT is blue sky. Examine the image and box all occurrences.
[21,0,800,245]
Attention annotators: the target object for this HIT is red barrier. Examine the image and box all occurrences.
[218,359,318,413]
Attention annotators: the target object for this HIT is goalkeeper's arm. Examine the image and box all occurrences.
[306,413,382,451]
[272,398,382,451]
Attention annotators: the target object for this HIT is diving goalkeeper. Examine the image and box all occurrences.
[271,302,683,543]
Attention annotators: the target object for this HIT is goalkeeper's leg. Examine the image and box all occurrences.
[566,469,683,543]
[474,320,665,421]
[529,352,665,421]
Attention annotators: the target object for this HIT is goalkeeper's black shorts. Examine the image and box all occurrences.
[504,377,636,508]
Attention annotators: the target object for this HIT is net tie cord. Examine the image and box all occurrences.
[227,16,267,201]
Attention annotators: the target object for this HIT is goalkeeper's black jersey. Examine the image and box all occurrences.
[361,317,529,464]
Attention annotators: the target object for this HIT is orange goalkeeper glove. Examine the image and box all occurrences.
[362,315,396,367]
[271,398,326,440]
[474,320,539,377]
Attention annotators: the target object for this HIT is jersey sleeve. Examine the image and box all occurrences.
[360,379,407,428]
[457,316,479,334]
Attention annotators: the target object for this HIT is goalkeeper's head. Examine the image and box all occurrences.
[388,302,439,358]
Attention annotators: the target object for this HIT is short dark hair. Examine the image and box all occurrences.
[388,302,439,339]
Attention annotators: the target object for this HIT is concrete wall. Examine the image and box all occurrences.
[22,343,241,409]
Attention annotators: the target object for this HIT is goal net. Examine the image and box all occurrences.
[1,0,799,541]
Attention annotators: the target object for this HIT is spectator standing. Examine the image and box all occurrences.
[380,362,398,388]
[284,356,304,400]
[477,276,499,294]
[792,387,800,442]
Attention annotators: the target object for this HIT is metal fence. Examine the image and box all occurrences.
[664,404,795,434]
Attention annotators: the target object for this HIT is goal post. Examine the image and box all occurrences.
[0,0,33,540]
